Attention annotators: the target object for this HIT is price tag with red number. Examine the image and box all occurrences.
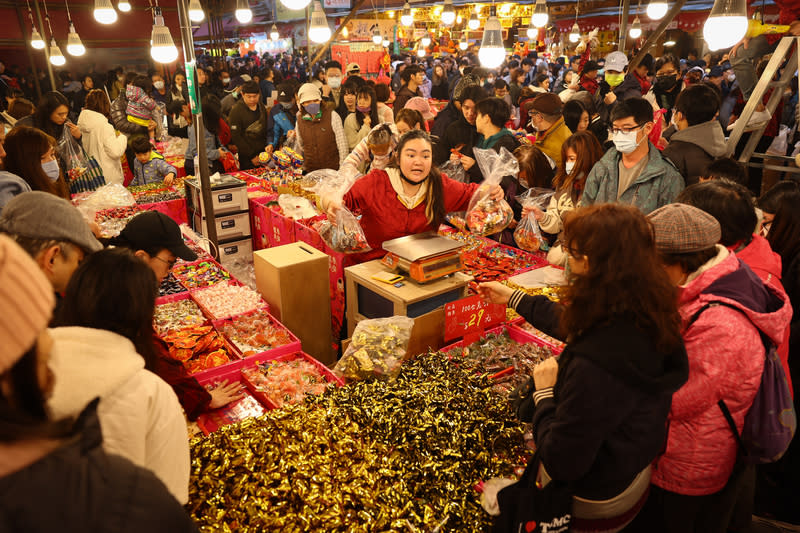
[444,295,506,343]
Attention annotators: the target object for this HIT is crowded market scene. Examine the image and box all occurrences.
[0,0,799,530]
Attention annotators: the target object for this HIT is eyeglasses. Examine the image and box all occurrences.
[153,255,177,269]
[608,123,646,135]
[528,110,541,118]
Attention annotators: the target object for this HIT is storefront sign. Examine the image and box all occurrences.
[343,19,396,42]
[444,295,506,343]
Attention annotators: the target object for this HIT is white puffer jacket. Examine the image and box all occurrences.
[77,108,128,185]
[48,327,190,504]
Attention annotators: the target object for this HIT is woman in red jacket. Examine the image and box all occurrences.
[324,129,503,262]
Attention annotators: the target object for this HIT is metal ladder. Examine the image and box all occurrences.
[726,36,800,178]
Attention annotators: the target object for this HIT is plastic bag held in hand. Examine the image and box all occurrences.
[481,477,518,516]
[333,316,415,381]
[465,147,516,235]
[514,188,554,252]
[311,168,371,254]
[58,127,89,182]
[439,159,468,183]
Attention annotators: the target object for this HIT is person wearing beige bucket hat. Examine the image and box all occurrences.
[0,235,196,532]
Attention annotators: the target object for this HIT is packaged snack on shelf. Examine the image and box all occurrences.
[215,309,300,358]
[334,316,415,381]
[513,188,554,252]
[158,272,187,297]
[153,294,207,335]
[463,147,517,235]
[172,260,230,289]
[160,324,233,374]
[241,352,342,409]
[190,280,266,320]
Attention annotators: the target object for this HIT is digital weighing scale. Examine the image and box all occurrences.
[380,232,465,283]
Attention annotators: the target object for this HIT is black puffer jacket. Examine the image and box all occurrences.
[512,293,689,500]
[110,94,149,136]
[0,400,198,533]
[433,115,481,183]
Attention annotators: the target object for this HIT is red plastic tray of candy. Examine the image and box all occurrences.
[239,352,344,411]
[194,361,268,435]
[212,308,301,361]
[153,292,210,331]
[171,258,232,290]
[188,279,269,321]
[507,320,565,355]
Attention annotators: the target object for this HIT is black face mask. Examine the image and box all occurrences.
[654,75,679,92]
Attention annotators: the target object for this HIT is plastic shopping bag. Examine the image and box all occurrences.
[464,147,516,235]
[310,169,371,254]
[334,316,415,381]
[513,188,554,252]
[58,127,102,194]
[439,159,468,183]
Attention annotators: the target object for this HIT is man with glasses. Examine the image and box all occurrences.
[528,93,571,167]
[581,97,683,214]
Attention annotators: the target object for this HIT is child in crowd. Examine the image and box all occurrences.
[130,136,176,187]
[699,157,748,185]
[126,76,160,139]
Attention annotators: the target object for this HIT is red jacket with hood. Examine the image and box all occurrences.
[651,248,792,496]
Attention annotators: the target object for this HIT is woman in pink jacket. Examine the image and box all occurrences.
[633,204,792,533]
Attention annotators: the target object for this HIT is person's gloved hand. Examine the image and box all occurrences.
[480,477,517,516]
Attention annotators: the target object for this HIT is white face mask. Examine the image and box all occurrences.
[565,161,575,175]
[153,81,165,90]
[222,78,231,85]
[612,129,643,154]
[328,76,342,89]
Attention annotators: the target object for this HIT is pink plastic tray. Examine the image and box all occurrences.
[195,360,268,435]
[188,279,269,321]
[212,309,301,361]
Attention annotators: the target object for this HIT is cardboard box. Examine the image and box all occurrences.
[254,243,334,365]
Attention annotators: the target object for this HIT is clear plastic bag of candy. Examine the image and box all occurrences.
[464,147,517,236]
[439,159,468,183]
[77,183,136,221]
[312,169,371,254]
[513,188,554,252]
[334,316,415,381]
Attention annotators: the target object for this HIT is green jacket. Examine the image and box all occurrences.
[580,142,684,215]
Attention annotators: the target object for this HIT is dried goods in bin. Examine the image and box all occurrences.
[172,260,230,289]
[466,198,514,235]
[217,310,294,356]
[241,357,332,408]
[153,298,206,335]
[188,352,531,532]
[158,273,186,297]
[311,215,371,254]
[191,281,264,320]
[463,147,518,236]
[333,316,415,381]
[161,325,231,374]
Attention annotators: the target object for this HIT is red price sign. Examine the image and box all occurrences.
[444,295,506,343]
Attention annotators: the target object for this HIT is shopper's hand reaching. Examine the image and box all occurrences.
[208,380,245,409]
[477,281,514,306]
[730,37,750,58]
[534,358,559,390]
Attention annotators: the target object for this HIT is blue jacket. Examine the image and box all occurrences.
[269,106,297,148]
[185,124,221,170]
[581,142,684,215]
[260,80,276,104]
[131,152,177,187]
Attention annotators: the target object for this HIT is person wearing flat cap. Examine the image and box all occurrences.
[528,93,572,167]
[635,203,792,532]
[0,235,198,532]
[108,210,244,421]
[0,191,102,313]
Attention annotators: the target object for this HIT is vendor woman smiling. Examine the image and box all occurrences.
[323,129,503,262]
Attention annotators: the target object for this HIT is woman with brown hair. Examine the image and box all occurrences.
[78,89,127,185]
[528,131,604,266]
[3,126,69,199]
[513,143,555,190]
[479,203,689,533]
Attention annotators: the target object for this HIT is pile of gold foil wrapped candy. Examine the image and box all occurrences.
[189,352,532,532]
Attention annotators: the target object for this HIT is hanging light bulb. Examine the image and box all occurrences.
[118,0,131,11]
[94,0,118,24]
[188,0,205,22]
[387,10,394,18]
[441,0,456,26]
[421,33,431,47]
[30,27,46,49]
[459,39,469,50]
[569,22,580,43]
[49,38,66,66]
[664,40,676,47]
[646,1,668,20]
[270,23,279,40]
[527,16,538,39]
[382,37,390,47]
[66,22,85,56]
[279,0,310,10]
[456,14,462,24]
[235,0,252,23]
[309,1,331,43]
[417,47,425,57]
[150,6,178,63]
[400,2,413,27]
[629,16,642,38]
[532,0,548,28]
[468,12,479,31]
[478,8,504,69]
[703,0,748,51]
[372,26,382,45]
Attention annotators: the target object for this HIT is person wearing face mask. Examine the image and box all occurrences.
[0,124,31,213]
[604,52,642,103]
[662,84,727,187]
[581,97,683,215]
[228,81,268,171]
[528,93,572,168]
[2,126,69,199]
[651,55,682,124]
[340,109,424,176]
[433,86,487,183]
[321,129,503,263]
[295,83,348,172]
[110,67,125,101]
[321,60,344,109]
[220,81,244,118]
[527,132,604,267]
[150,74,169,105]
[263,83,298,157]
[344,85,379,150]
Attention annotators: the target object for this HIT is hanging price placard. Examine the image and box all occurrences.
[444,295,506,343]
